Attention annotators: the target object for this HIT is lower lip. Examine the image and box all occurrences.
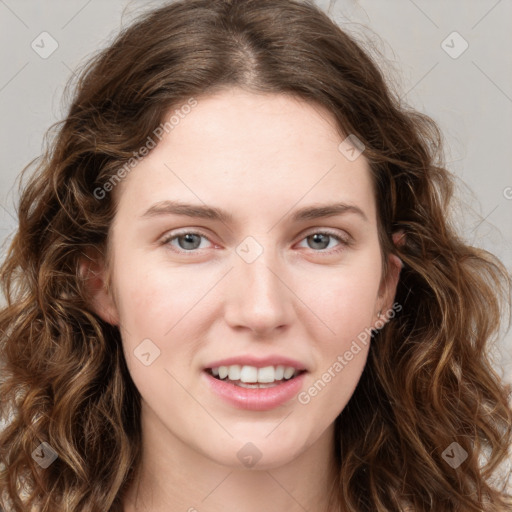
[202,370,307,411]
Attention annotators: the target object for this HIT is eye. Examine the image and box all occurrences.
[297,230,350,254]
[161,229,351,255]
[161,231,214,253]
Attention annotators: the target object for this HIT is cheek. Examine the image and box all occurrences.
[113,253,198,335]
[112,265,201,396]
[297,266,378,414]
[111,253,212,371]
[297,257,382,341]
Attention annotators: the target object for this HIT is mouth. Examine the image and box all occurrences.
[202,363,308,411]
[204,365,307,388]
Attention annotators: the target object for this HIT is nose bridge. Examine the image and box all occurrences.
[225,234,292,333]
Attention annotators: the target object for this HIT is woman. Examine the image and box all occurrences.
[0,0,511,511]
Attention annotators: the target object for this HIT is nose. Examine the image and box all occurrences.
[223,245,294,337]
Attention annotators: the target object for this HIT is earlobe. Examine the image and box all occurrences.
[79,251,120,326]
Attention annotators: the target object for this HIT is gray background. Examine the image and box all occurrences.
[0,0,511,385]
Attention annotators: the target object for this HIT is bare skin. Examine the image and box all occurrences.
[86,87,402,512]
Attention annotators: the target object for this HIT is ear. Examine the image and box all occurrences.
[79,249,120,326]
[375,230,405,323]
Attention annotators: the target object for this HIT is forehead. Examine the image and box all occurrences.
[162,88,344,157]
[114,88,376,225]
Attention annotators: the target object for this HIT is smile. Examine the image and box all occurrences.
[207,364,305,386]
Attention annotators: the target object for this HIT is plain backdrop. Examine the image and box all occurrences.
[0,0,511,386]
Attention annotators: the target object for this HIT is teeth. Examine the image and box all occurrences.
[235,381,279,389]
[257,366,275,383]
[209,364,301,383]
[218,366,229,379]
[240,365,258,383]
[283,366,295,379]
[274,365,285,380]
[228,365,241,380]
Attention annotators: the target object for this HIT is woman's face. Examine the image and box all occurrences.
[92,87,401,469]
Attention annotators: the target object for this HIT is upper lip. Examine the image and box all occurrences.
[204,355,308,371]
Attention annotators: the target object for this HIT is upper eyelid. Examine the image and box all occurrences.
[160,228,213,244]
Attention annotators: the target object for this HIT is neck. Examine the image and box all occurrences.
[121,403,340,512]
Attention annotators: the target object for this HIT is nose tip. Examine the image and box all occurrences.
[224,251,292,335]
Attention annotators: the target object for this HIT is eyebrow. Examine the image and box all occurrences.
[141,200,368,223]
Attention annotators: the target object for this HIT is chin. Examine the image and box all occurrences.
[200,434,309,470]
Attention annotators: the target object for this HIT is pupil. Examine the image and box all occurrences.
[179,233,201,250]
[309,233,329,250]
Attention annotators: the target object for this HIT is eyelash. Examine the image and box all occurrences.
[160,229,351,256]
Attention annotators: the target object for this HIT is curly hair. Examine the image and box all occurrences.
[1,0,511,510]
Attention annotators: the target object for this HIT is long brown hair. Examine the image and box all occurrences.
[1,1,511,510]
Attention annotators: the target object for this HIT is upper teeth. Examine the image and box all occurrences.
[211,365,300,383]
